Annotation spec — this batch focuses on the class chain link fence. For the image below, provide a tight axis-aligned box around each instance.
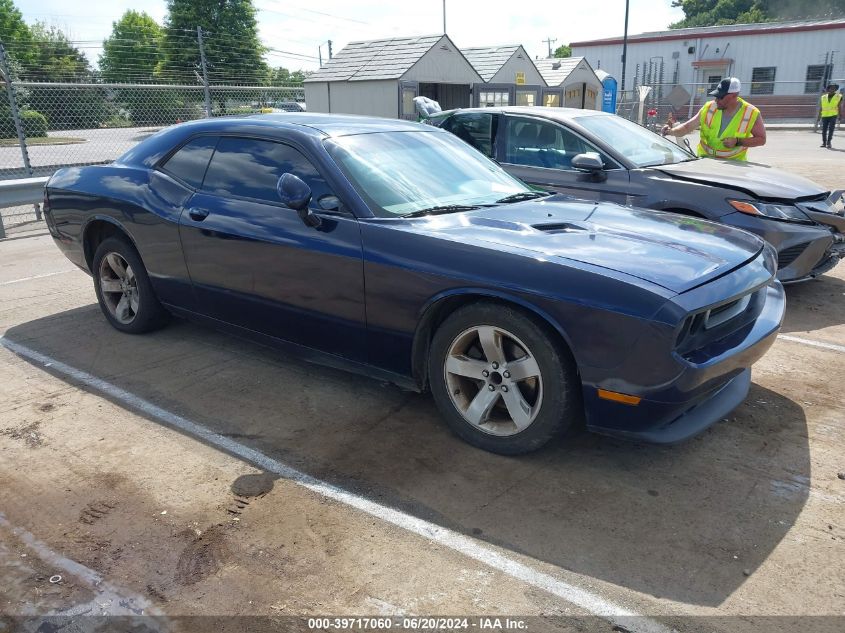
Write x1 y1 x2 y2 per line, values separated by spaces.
0 81 305 236
0 26 307 237
615 79 845 131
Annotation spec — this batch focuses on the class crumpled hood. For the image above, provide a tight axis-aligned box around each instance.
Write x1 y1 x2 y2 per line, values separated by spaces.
655 158 827 200
405 197 765 293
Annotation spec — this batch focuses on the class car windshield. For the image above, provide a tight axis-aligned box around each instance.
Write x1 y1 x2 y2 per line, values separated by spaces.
325 130 530 217
574 114 696 168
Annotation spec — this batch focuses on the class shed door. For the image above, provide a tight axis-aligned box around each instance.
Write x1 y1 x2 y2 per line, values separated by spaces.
541 89 563 107
399 81 419 120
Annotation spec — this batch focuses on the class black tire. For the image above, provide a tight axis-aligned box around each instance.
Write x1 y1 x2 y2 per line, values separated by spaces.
92 236 169 334
428 302 581 455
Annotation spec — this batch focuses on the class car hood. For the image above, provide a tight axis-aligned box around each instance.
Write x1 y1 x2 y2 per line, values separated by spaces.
655 158 827 200
404 197 765 294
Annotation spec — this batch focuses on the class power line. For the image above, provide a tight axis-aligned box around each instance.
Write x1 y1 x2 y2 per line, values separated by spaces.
256 2 369 26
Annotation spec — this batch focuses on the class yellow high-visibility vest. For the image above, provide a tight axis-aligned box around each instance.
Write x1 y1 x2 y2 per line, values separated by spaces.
697 98 760 161
820 93 842 118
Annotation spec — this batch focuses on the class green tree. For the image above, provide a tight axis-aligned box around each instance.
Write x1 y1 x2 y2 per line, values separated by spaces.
670 0 845 28
25 23 111 130
0 0 36 68
553 44 572 58
159 0 268 85
266 66 307 86
100 10 163 83
27 22 90 81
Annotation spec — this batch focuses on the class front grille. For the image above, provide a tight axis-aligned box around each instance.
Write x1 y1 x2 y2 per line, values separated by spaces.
676 287 766 361
778 243 809 269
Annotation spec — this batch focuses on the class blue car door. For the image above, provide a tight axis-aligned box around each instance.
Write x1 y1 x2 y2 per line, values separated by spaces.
177 136 366 362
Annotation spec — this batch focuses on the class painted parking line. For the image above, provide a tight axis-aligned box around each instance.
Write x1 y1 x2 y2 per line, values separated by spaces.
778 334 845 354
0 511 159 618
0 336 673 633
0 270 76 286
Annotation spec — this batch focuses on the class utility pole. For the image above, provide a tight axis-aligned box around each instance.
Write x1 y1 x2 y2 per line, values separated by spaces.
543 37 557 58
621 0 630 91
443 0 446 34
328 40 333 59
196 26 212 118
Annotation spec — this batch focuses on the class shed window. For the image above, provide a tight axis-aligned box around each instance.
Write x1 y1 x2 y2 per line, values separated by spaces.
479 91 509 107
750 67 776 95
515 90 536 106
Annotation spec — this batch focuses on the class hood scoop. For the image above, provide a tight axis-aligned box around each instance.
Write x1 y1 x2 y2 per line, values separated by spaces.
532 222 589 234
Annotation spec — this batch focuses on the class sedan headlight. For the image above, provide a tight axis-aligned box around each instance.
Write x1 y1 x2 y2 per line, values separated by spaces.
728 199 812 223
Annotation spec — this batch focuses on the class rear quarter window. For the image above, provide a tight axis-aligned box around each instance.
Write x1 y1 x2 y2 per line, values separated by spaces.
160 136 218 188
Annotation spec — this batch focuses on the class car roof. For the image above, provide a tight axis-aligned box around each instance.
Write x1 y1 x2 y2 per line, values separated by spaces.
169 113 430 139
436 106 611 122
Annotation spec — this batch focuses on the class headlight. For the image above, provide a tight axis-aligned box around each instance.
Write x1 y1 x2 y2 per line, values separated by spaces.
728 200 812 223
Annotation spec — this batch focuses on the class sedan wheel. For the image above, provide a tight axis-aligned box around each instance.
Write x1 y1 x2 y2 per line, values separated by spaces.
429 302 580 454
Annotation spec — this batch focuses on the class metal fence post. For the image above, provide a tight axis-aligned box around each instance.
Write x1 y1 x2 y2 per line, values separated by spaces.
197 27 212 118
1 41 41 236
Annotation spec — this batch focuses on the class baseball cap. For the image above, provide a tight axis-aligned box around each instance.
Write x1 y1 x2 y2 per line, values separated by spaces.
709 77 741 98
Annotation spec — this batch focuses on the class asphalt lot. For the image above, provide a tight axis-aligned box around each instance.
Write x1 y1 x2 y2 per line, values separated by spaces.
1 129 844 633
0 127 161 178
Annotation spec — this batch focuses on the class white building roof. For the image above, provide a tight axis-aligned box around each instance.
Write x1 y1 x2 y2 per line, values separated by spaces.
571 18 845 47
305 35 445 82
461 45 521 82
534 57 595 86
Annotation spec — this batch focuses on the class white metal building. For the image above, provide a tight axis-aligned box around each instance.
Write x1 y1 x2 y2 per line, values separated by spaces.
571 19 845 117
304 35 482 120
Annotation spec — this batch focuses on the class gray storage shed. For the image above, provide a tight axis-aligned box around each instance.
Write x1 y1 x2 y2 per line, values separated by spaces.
534 57 603 109
461 45 554 107
304 34 482 119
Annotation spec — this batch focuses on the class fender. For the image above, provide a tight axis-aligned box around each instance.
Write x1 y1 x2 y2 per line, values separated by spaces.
81 214 140 272
410 286 581 390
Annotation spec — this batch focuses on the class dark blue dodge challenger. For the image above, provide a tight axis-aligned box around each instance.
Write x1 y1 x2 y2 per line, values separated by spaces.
44 114 785 454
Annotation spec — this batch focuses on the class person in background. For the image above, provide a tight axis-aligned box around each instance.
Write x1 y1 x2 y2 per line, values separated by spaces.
817 84 843 149
661 77 766 161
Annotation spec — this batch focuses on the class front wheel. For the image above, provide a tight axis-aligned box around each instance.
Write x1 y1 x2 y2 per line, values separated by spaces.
92 236 169 334
428 303 581 455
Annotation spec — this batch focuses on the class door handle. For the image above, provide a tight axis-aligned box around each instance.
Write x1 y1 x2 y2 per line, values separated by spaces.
188 207 210 221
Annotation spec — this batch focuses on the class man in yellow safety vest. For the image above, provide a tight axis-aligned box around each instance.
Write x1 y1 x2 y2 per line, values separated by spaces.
661 77 766 161
817 84 843 149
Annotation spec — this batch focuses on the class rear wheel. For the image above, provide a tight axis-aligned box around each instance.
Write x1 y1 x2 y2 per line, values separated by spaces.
428 302 580 454
92 236 168 334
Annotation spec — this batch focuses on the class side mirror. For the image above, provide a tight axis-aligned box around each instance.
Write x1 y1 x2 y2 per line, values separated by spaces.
571 152 604 172
571 152 606 181
277 173 321 228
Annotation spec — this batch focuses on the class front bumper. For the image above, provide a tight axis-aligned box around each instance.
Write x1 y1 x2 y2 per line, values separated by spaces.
583 281 784 444
719 211 842 283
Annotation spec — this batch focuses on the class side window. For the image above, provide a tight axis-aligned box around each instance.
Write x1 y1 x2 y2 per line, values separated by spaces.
160 136 218 188
505 118 609 170
444 113 495 158
202 137 333 205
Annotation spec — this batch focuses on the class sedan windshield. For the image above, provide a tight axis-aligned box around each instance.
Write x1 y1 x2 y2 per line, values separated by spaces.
574 114 695 168
325 130 530 217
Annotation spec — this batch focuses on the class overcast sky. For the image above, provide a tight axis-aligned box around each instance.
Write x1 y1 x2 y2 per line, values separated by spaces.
19 0 684 71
